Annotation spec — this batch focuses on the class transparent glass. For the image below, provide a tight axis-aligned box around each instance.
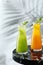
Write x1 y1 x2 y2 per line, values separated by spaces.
31 23 42 51
16 25 28 54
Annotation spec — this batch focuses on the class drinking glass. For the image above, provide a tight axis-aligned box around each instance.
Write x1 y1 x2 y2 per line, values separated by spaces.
16 25 28 54
31 23 42 51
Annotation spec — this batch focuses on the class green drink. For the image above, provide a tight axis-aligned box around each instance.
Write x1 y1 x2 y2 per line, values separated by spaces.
16 25 28 54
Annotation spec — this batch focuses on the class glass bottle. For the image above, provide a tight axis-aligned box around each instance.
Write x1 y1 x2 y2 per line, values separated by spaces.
16 25 28 54
31 23 42 51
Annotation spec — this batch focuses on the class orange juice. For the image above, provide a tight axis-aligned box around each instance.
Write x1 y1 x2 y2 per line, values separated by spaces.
31 23 42 51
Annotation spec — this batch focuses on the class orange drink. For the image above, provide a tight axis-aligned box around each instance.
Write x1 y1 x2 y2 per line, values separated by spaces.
31 23 42 51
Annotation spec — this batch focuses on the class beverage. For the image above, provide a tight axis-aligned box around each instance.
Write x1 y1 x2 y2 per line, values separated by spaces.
16 25 28 54
31 23 42 51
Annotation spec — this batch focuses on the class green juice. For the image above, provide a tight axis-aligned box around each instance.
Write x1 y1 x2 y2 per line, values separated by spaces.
16 25 28 53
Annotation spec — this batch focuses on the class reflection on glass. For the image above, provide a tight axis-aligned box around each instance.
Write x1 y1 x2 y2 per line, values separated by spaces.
31 51 42 60
16 25 28 54
31 23 42 51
